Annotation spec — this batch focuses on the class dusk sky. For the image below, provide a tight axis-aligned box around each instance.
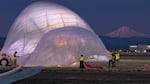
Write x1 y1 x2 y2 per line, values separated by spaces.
0 0 150 37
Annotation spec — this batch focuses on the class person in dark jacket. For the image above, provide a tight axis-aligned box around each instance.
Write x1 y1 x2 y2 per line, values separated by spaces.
108 52 116 67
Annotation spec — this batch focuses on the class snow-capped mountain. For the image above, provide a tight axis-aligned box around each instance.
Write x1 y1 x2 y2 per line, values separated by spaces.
104 26 150 38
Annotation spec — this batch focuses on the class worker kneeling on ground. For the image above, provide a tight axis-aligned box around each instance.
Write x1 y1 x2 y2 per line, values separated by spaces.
108 51 120 67
108 53 116 67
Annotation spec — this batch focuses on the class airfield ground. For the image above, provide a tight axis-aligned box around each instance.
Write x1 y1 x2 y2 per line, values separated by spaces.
12 55 150 84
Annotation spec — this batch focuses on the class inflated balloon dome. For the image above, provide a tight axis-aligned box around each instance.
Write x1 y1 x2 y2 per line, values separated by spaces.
2 2 110 67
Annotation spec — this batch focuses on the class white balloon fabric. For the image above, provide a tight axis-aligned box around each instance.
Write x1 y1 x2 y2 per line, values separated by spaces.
1 1 111 67
24 27 111 67
2 1 91 57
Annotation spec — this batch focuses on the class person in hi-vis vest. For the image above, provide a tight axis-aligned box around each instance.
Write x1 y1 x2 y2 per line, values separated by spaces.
80 54 84 69
13 51 17 65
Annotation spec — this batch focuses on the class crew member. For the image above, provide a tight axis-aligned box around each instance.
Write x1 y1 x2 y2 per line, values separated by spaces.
108 52 116 67
80 54 84 69
13 51 17 65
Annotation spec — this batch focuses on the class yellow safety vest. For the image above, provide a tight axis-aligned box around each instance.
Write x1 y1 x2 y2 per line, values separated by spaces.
80 56 84 61
115 53 120 60
13 54 17 59
14 57 16 59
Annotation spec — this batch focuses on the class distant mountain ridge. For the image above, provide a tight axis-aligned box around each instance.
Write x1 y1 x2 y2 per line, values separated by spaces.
0 36 149 50
100 36 150 50
104 26 150 38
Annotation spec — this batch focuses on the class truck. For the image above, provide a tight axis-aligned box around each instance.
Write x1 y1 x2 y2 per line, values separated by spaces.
0 53 14 66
